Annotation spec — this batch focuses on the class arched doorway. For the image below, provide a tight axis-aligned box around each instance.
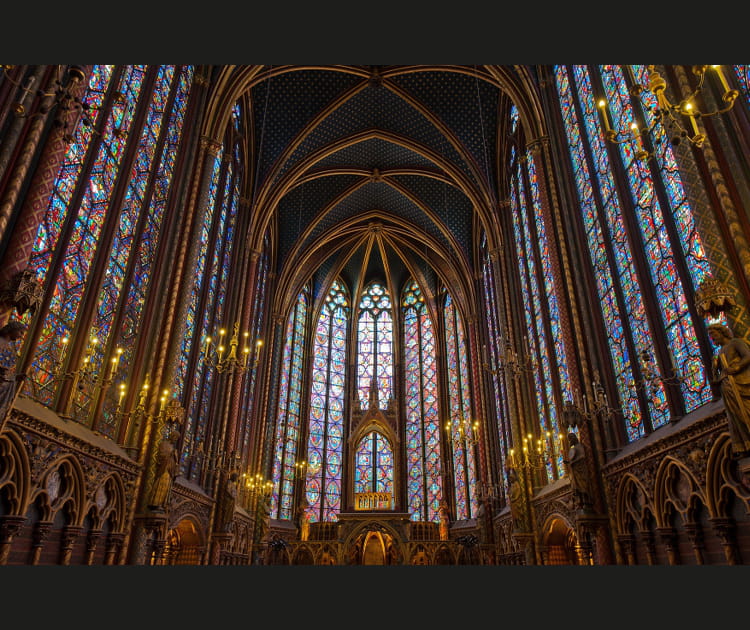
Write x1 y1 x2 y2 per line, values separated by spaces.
165 517 204 565
542 517 579 565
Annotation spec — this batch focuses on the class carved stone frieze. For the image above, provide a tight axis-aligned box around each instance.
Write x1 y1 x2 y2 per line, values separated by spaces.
10 410 141 477
602 410 726 509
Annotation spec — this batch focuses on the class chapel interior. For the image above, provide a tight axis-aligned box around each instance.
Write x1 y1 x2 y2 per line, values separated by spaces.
0 64 749 566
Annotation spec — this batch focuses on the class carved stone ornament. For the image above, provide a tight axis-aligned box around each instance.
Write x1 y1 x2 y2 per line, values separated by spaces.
0 269 44 317
694 277 737 319
45 469 61 503
95 484 108 510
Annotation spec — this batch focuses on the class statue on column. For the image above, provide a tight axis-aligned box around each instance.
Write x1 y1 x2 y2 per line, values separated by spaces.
438 500 450 541
563 432 593 510
506 467 529 532
218 469 239 533
148 429 179 512
295 495 310 541
0 320 26 428
256 493 271 543
708 323 750 457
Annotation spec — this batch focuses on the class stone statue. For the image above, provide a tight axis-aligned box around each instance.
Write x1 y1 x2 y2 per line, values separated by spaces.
475 499 488 543
218 470 239 533
148 430 179 512
0 320 26 426
563 432 593 509
438 500 450 541
708 323 750 457
295 496 310 541
506 466 528 532
256 493 271 543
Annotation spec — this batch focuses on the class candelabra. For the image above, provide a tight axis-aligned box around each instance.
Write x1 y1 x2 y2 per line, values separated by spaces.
562 371 620 430
508 430 562 473
202 322 262 374
637 348 694 398
482 336 535 378
244 472 273 511
597 65 739 160
477 480 503 507
445 415 480 446
2 65 93 141
55 328 126 420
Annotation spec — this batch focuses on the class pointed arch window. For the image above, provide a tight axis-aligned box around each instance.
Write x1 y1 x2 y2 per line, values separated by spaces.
443 292 478 520
23 65 194 439
179 101 242 475
270 288 309 520
479 234 511 484
507 105 567 481
354 430 394 501
553 65 713 441
402 279 442 521
304 279 349 523
356 282 393 409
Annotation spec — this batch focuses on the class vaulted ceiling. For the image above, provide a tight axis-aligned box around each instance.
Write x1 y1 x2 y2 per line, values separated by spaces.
205 65 545 320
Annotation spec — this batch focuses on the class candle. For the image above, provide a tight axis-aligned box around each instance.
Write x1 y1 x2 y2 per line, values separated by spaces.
684 102 700 138
116 383 126 411
631 123 644 152
712 65 730 94
59 336 69 365
598 99 611 132
109 347 123 377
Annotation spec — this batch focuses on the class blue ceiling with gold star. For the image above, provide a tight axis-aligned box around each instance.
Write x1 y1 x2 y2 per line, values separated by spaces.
240 64 518 310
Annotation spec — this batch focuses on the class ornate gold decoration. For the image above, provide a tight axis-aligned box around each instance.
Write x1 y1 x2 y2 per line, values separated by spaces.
694 276 736 319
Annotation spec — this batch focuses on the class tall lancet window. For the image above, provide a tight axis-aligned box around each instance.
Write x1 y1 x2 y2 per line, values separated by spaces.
305 279 349 523
180 101 241 475
443 292 478 520
402 280 443 522
354 431 394 502
507 103 568 481
356 282 393 409
480 233 511 486
23 65 193 439
270 288 309 520
554 65 713 442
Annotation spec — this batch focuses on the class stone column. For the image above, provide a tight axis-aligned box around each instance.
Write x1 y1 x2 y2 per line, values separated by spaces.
59 525 83 565
0 515 26 564
29 521 52 565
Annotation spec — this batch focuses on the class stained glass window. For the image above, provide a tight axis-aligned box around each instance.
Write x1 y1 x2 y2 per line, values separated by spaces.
270 288 308 520
553 64 713 442
179 102 242 475
732 65 749 105
480 234 511 489
354 431 394 500
402 279 442 522
304 279 349 523
507 107 566 480
23 65 194 440
356 282 393 409
443 292 478 520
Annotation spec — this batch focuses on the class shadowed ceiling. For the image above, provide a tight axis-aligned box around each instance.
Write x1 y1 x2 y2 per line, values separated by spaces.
212 65 539 319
